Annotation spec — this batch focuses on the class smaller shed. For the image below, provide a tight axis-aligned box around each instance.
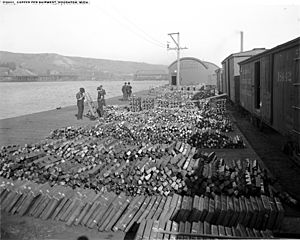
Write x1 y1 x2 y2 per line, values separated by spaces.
221 48 266 103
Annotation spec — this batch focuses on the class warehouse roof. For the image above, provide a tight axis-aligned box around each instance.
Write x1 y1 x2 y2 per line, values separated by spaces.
168 57 219 70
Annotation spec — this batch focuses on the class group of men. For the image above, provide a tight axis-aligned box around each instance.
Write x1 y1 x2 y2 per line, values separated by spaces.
122 82 132 101
75 85 106 120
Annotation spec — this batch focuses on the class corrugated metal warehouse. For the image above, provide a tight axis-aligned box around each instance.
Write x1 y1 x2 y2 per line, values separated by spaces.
239 37 300 145
168 57 219 86
220 48 266 103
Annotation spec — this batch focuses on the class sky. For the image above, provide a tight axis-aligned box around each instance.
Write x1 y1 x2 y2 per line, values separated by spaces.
0 0 299 66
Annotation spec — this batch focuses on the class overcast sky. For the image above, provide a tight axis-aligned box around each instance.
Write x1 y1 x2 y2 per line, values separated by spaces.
0 0 299 66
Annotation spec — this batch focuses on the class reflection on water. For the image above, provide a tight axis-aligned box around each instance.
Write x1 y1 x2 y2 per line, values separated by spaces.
0 80 168 119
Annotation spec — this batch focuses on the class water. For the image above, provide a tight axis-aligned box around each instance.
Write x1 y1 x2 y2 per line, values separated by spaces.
0 80 168 120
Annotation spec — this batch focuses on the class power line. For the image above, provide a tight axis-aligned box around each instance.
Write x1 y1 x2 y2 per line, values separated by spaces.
98 4 165 49
108 2 166 47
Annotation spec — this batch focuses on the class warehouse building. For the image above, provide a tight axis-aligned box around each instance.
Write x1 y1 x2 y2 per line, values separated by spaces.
221 48 266 103
168 57 219 86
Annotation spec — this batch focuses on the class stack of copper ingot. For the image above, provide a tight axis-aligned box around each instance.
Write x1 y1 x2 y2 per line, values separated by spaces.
141 98 155 111
0 89 289 238
129 96 142 112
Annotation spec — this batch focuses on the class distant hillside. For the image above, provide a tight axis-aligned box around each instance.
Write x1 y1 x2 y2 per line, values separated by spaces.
0 51 168 81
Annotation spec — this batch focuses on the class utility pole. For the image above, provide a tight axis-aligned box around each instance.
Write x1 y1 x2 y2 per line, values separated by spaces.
167 32 188 86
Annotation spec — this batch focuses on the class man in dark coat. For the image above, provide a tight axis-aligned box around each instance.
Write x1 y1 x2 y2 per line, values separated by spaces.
97 85 106 117
76 88 85 120
127 82 132 99
122 82 127 100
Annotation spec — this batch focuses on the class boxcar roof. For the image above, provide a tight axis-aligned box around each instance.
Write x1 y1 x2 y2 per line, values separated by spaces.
221 48 266 64
238 36 300 65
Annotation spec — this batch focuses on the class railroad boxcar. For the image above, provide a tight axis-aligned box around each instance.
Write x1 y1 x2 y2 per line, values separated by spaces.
221 49 266 103
239 37 300 149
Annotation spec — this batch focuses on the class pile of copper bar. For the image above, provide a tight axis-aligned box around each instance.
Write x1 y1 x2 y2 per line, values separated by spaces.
0 89 287 237
135 220 274 240
1 177 283 236
0 141 265 196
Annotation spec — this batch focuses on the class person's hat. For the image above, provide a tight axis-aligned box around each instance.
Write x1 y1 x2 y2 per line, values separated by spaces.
97 87 100 90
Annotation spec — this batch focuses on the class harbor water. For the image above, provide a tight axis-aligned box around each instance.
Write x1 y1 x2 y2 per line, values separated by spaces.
0 80 168 120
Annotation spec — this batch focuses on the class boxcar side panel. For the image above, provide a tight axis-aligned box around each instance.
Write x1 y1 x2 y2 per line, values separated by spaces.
216 70 220 93
233 56 253 104
272 46 299 137
294 57 300 144
220 70 224 93
234 76 240 104
222 62 227 95
240 63 254 113
260 55 272 124
229 58 235 102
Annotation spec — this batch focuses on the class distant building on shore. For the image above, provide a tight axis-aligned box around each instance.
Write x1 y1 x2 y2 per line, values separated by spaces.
0 74 78 82
168 57 219 86
134 70 169 81
0 67 10 76
0 68 39 82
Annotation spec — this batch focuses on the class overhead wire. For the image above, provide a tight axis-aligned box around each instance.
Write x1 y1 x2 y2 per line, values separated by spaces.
98 3 166 49
107 2 166 48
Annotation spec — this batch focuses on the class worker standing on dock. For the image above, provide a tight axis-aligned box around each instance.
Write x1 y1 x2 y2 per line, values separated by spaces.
76 87 85 120
97 85 106 117
122 82 127 100
127 82 132 99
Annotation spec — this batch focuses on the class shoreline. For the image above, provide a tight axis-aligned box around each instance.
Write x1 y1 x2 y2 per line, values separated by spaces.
0 89 149 146
0 79 165 83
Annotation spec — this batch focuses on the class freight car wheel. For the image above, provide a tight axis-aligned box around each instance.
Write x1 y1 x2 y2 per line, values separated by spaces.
258 119 264 132
250 115 256 127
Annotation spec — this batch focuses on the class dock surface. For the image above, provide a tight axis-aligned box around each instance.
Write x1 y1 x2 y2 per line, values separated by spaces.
0 91 147 146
